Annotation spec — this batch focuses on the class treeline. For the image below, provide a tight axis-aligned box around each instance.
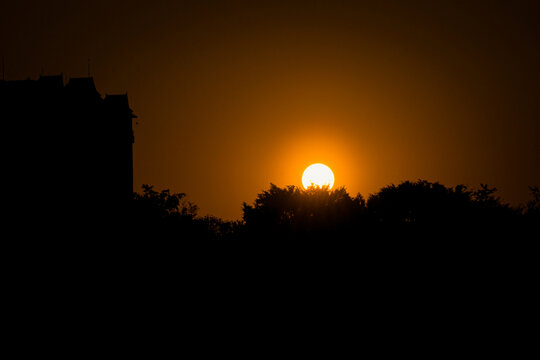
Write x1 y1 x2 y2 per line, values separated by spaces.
127 180 539 241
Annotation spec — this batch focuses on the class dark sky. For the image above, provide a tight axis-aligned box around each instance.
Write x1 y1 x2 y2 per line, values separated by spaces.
3 0 539 219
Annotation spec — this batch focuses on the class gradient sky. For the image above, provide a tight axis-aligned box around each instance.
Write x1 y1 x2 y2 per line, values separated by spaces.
3 0 539 219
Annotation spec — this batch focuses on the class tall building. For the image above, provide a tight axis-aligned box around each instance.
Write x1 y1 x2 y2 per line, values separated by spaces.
0 75 136 228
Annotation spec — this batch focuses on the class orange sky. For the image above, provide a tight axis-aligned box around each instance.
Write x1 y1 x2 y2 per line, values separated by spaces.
3 1 539 219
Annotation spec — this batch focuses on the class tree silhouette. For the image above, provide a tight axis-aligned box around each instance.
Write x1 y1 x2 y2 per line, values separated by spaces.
129 185 241 240
366 180 524 239
129 184 199 239
124 181 534 242
132 184 197 220
242 184 365 239
366 180 471 227
524 186 540 223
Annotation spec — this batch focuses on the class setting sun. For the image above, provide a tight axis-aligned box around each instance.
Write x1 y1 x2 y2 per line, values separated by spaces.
302 163 335 189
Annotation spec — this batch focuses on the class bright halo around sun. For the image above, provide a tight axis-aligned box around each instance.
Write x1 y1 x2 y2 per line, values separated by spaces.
302 163 335 189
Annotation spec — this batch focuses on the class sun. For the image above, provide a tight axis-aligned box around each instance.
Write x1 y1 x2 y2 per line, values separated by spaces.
302 163 335 189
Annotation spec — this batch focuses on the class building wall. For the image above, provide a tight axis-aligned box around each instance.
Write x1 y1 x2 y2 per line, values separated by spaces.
0 76 136 227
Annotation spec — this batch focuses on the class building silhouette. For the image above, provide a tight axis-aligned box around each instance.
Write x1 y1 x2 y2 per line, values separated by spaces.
0 75 136 229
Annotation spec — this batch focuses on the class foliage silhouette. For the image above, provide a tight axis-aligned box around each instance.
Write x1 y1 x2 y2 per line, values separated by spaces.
127 180 536 242
132 184 197 221
129 184 239 240
525 186 540 218
366 180 521 234
242 183 365 239
367 180 470 227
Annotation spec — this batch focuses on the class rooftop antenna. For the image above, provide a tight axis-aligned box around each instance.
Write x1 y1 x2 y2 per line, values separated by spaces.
87 57 91 77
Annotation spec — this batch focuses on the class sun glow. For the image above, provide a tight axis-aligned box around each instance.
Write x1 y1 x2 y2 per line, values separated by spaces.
302 163 335 189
